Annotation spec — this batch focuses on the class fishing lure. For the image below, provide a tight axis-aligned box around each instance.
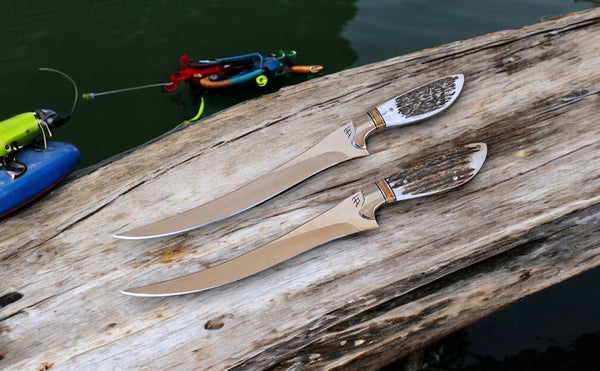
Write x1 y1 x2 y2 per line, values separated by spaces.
80 50 322 124
0 68 78 179
165 50 323 92
81 50 323 97
174 97 205 129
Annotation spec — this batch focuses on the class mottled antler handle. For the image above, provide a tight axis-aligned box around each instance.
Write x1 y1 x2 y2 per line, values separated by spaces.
373 74 464 128
351 75 465 149
381 142 487 202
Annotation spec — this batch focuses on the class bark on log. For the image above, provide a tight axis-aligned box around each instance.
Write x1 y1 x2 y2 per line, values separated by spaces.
1 8 600 370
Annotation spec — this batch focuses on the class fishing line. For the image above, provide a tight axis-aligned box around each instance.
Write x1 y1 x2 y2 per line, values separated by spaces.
38 67 79 114
82 82 171 100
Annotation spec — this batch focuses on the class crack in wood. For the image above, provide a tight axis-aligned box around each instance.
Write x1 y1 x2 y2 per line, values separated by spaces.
230 202 600 369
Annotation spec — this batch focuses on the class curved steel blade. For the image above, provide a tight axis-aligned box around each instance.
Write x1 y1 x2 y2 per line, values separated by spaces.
121 142 486 297
121 188 384 297
115 75 464 240
114 124 369 239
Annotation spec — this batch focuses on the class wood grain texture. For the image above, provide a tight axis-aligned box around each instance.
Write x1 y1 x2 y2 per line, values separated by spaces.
1 8 600 370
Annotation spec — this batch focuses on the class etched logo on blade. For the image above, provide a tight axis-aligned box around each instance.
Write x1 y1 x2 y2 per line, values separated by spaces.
351 192 365 208
343 124 354 139
395 76 458 117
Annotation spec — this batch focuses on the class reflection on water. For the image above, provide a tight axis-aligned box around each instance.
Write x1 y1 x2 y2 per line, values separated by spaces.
386 331 600 370
343 0 594 67
409 268 600 370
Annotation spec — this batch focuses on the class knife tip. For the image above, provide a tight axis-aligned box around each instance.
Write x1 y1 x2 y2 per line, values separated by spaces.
113 227 191 240
120 288 140 297
112 231 155 240
120 288 156 297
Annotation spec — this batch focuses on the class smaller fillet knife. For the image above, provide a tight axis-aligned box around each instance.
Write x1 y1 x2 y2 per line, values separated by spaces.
115 74 465 240
122 142 486 297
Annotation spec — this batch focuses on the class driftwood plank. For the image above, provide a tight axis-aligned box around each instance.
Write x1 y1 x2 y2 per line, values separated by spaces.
1 7 600 370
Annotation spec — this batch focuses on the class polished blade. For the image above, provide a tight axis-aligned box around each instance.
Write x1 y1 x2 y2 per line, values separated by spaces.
121 188 384 296
115 75 464 240
114 124 369 239
122 143 486 297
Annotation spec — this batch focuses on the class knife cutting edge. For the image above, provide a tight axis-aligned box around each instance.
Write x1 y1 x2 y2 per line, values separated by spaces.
114 74 465 240
121 142 486 297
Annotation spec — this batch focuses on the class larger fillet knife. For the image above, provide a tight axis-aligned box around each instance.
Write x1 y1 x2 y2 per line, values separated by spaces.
115 74 465 240
122 142 487 297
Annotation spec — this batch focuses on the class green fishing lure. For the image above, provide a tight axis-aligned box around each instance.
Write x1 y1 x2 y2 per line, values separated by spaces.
0 68 77 178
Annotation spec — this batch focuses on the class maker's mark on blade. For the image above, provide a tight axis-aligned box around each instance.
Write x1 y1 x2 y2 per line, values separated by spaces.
387 143 487 199
396 75 462 117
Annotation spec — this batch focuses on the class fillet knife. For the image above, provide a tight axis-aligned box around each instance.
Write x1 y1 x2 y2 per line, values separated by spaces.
121 142 486 297
115 74 465 240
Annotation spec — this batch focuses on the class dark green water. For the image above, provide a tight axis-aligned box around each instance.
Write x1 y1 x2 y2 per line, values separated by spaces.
1 0 598 368
2 0 595 166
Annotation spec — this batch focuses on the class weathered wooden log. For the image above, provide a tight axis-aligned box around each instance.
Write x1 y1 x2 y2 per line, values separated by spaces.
1 7 599 370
